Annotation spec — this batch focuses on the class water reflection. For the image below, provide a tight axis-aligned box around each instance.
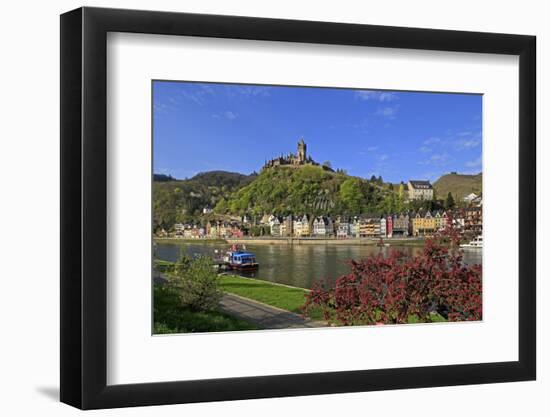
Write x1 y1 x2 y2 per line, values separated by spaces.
155 242 482 289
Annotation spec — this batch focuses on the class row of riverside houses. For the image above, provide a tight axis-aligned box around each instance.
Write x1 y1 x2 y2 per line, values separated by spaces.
172 220 246 239
169 198 482 239
262 201 482 239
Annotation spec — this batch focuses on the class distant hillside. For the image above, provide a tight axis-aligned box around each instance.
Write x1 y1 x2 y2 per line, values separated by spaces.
153 170 256 230
153 173 176 182
189 170 257 189
433 172 482 201
153 166 460 231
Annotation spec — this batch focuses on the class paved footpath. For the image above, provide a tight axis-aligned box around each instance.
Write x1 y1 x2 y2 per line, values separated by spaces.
219 293 328 329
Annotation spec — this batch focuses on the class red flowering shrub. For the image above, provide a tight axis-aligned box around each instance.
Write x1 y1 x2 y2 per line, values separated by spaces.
302 228 482 325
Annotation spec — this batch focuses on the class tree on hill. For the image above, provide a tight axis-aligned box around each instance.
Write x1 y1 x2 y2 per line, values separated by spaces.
213 165 395 217
445 192 456 209
152 171 255 231
339 178 366 214
153 173 176 182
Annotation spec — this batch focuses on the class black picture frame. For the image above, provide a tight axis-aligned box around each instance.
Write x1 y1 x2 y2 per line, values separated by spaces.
60 6 536 410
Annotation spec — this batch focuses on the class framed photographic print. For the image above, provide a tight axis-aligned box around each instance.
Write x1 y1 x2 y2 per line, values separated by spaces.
60 6 536 410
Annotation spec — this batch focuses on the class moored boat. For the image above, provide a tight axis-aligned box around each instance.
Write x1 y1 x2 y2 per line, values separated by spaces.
222 244 259 270
226 251 259 270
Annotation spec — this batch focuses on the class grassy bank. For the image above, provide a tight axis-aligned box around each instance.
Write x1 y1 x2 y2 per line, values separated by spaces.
153 285 258 334
219 275 322 320
154 259 175 273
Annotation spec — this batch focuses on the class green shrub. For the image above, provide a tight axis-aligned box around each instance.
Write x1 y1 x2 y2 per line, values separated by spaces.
153 284 257 333
168 255 222 312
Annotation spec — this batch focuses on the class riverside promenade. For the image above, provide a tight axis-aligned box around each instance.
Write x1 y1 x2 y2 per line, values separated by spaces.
219 293 327 329
155 236 425 246
226 236 424 246
226 237 377 245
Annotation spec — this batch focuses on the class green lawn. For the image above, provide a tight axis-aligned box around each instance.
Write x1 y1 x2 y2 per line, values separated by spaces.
219 275 323 320
153 259 175 273
154 309 259 334
153 285 258 333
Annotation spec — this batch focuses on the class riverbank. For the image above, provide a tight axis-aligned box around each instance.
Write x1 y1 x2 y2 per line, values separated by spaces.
154 259 323 327
155 236 427 247
219 293 326 329
153 285 259 334
218 274 322 320
226 237 427 246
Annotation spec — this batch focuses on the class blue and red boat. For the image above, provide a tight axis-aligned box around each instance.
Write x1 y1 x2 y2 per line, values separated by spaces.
223 244 259 270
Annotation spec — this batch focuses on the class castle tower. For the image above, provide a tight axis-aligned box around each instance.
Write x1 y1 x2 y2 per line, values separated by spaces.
297 138 307 163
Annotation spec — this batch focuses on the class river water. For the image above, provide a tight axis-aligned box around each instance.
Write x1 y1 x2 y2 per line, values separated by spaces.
155 241 482 289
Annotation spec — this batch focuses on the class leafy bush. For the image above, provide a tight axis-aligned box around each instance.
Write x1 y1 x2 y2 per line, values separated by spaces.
302 228 482 325
168 255 223 312
153 259 176 273
153 284 257 333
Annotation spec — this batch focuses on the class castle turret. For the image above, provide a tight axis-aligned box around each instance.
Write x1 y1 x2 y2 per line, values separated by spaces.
297 138 306 163
263 138 317 170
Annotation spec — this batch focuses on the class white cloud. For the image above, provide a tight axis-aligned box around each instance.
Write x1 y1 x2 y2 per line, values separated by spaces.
355 90 398 102
454 131 482 150
153 101 178 115
374 106 398 119
419 153 450 166
211 110 238 120
224 111 237 120
366 146 379 151
430 153 448 162
227 85 272 98
455 138 481 150
465 157 482 168
419 146 432 153
423 137 441 145
422 130 482 151
179 84 216 105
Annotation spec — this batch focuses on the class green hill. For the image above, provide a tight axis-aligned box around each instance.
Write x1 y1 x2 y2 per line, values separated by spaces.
188 170 257 189
153 171 256 230
433 172 482 202
153 166 459 232
215 165 401 217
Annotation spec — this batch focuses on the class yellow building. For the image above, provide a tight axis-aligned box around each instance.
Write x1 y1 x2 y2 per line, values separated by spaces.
412 211 437 236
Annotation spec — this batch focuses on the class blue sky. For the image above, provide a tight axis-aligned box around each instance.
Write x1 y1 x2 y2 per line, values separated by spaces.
153 81 482 183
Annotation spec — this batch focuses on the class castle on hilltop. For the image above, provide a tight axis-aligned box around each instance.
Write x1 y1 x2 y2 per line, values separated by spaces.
263 138 331 171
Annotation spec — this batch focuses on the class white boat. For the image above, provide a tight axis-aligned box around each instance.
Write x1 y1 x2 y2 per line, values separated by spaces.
460 235 483 248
